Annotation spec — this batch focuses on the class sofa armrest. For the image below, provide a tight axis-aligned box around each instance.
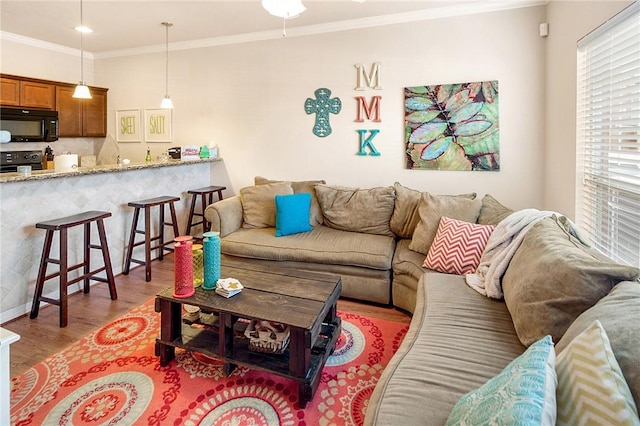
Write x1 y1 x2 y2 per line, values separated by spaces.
204 195 243 237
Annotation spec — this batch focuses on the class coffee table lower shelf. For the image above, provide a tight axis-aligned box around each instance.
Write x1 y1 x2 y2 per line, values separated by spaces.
154 315 341 407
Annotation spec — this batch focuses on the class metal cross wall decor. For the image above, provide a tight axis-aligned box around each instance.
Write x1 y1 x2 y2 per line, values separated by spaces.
304 88 342 137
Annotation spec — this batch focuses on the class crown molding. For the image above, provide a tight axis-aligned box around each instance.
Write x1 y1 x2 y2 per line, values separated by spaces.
2 0 546 60
0 31 95 60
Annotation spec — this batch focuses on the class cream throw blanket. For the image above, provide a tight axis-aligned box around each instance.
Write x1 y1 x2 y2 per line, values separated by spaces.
465 209 557 299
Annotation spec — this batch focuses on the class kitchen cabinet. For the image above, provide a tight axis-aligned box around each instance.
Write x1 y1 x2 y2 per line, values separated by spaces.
0 77 55 109
0 78 20 106
21 81 55 109
0 74 108 138
56 85 108 137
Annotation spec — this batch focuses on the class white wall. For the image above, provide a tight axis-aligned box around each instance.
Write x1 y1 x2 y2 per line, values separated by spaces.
544 0 633 217
97 5 547 211
5 2 629 214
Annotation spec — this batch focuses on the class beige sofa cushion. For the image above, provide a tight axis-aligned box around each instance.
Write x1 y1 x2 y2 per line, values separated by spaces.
408 192 482 255
366 273 525 425
315 184 395 237
255 176 325 226
240 182 293 228
477 194 513 225
503 216 640 347
389 182 424 239
392 239 428 281
221 225 395 270
390 182 477 238
555 281 640 409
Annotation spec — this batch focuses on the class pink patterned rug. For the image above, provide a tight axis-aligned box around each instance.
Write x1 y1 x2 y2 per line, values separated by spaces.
11 298 408 425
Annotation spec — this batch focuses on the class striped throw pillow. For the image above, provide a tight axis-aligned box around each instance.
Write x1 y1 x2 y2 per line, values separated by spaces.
423 216 494 275
556 320 640 426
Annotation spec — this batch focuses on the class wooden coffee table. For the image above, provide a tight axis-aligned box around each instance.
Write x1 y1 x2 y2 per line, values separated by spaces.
154 262 342 407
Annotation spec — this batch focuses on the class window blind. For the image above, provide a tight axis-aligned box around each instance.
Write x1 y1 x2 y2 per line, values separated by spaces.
576 2 640 267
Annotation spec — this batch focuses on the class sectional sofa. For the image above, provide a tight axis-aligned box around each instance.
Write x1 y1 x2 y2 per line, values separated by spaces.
204 177 640 424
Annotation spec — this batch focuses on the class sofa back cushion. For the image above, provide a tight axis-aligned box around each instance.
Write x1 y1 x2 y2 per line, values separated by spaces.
390 182 424 238
390 182 477 238
315 184 395 237
502 216 640 347
255 176 325 226
240 182 293 228
477 194 513 225
408 192 482 255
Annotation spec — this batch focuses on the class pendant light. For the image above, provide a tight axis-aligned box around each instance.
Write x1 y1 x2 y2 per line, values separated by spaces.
160 22 174 109
72 0 92 99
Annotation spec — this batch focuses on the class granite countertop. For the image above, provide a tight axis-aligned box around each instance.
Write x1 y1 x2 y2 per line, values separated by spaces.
0 157 222 183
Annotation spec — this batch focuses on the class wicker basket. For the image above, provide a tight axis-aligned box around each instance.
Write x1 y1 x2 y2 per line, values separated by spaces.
244 320 290 354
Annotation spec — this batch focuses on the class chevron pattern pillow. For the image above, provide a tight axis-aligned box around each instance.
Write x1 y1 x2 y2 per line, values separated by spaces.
423 216 495 275
556 320 640 426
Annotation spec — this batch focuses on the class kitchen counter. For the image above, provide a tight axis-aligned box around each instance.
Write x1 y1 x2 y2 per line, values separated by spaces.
0 157 230 324
0 157 222 183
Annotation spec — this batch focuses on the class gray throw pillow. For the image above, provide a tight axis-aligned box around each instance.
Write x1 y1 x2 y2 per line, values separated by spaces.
240 181 293 228
314 184 395 237
502 216 640 347
408 192 482 255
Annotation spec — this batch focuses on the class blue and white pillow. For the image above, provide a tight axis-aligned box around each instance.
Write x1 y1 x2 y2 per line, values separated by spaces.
446 335 557 426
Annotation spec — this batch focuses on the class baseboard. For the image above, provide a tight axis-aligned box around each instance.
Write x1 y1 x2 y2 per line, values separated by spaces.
0 282 86 325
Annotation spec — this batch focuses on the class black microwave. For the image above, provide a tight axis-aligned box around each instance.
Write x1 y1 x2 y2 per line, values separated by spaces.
0 107 59 142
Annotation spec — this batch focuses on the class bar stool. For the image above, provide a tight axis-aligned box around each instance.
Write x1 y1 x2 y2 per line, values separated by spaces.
123 195 180 282
30 211 117 328
185 185 226 235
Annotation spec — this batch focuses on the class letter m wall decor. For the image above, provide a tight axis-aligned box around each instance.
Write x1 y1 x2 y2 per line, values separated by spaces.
404 81 499 171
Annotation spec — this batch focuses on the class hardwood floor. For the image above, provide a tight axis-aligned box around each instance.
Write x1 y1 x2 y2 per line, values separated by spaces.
4 254 411 378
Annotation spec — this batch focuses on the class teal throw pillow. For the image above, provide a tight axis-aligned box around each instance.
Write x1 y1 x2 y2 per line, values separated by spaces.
445 335 557 426
275 193 313 237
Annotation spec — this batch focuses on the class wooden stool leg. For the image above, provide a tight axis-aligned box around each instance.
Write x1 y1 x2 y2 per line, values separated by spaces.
200 193 209 233
169 202 180 240
144 206 152 282
59 228 69 328
30 230 54 319
158 205 165 261
83 222 91 294
186 194 197 235
123 207 140 275
96 219 118 300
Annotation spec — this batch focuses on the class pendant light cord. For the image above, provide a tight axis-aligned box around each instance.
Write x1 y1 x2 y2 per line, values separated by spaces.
163 22 172 97
80 0 84 83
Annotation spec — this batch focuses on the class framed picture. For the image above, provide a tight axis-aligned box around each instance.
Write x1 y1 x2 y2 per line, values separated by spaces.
144 109 172 142
115 109 141 142
404 81 500 171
